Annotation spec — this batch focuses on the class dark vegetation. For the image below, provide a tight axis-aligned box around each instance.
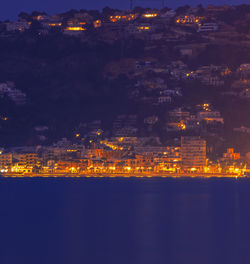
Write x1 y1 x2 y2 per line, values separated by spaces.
0 34 145 145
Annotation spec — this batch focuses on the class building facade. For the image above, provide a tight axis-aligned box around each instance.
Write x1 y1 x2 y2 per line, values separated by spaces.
181 136 206 172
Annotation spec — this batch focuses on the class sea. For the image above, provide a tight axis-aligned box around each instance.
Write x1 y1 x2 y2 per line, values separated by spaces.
0 177 250 264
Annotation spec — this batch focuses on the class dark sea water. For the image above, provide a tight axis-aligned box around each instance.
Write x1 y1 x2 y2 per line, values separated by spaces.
1 178 250 264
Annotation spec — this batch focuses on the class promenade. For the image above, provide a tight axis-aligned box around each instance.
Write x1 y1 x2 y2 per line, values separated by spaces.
1 172 245 178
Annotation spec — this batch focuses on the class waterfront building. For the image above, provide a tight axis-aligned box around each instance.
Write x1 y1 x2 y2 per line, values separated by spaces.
223 148 241 160
181 136 206 172
0 153 13 169
14 153 40 167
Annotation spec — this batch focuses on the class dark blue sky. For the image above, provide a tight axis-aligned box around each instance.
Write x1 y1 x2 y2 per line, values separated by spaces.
0 0 248 21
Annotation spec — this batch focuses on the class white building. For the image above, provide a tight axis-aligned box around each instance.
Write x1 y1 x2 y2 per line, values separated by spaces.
0 82 26 105
158 96 172 104
197 111 224 123
234 126 250 133
197 23 218 32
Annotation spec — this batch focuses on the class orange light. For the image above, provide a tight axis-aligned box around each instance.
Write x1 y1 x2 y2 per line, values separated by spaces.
143 13 158 18
65 27 86 31
49 23 62 27
93 20 101 28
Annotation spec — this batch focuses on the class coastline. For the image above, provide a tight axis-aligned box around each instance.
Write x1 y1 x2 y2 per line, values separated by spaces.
0 172 245 178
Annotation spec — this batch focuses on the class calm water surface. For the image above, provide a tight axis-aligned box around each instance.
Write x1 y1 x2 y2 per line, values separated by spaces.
0 178 250 264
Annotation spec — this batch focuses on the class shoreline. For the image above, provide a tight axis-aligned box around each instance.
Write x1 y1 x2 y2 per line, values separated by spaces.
0 172 246 178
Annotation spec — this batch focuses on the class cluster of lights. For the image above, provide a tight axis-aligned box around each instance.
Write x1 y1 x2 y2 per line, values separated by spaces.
110 14 136 23
100 140 124 151
186 71 195 77
0 115 8 121
177 120 186 130
221 68 232 76
68 21 86 26
35 15 43 20
0 161 246 176
65 27 86 31
203 103 211 111
176 16 201 24
49 22 62 27
93 20 102 28
142 13 158 18
137 26 150 32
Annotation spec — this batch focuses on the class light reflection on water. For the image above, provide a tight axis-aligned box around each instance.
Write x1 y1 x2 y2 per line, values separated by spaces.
0 178 249 264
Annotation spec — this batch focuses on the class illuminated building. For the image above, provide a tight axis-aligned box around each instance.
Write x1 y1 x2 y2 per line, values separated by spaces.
65 27 86 31
223 149 241 160
142 13 158 18
48 22 62 27
176 15 201 24
196 110 224 124
137 25 151 32
32 14 51 21
93 20 102 28
11 166 33 174
63 26 87 36
166 121 186 131
14 153 39 167
67 20 86 26
109 14 137 23
181 137 206 172
0 153 12 169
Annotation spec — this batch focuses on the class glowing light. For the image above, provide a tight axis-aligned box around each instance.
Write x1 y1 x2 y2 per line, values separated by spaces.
93 20 102 28
110 14 136 22
65 27 86 31
49 23 62 27
137 26 151 32
143 13 158 18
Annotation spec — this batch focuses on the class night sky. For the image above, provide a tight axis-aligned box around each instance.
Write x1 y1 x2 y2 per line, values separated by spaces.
1 0 249 21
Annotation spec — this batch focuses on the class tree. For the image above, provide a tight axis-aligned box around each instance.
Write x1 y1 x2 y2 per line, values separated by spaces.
88 10 101 20
102 7 118 17
29 20 42 31
196 4 205 16
31 11 47 17
133 6 146 14
60 9 78 20
18 12 31 21
161 7 171 13
175 5 190 15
